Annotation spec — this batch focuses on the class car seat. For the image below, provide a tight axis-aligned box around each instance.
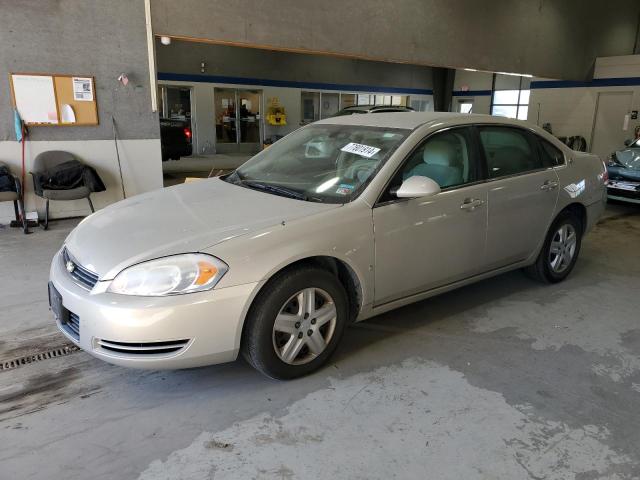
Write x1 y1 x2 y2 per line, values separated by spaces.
405 139 463 188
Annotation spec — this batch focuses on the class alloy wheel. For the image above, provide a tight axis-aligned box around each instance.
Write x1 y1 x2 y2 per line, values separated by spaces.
548 224 577 274
272 288 337 365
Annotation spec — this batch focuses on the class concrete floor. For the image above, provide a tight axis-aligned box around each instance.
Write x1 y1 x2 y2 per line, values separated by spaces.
1 202 639 479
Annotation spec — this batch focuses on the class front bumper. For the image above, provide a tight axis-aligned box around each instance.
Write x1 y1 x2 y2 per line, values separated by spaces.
49 249 259 369
607 180 640 204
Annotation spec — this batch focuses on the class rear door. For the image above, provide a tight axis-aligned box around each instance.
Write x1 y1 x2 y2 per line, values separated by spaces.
477 126 560 269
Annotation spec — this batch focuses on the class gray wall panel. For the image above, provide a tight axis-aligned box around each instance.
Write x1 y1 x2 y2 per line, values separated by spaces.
151 0 640 81
156 41 434 90
0 0 159 141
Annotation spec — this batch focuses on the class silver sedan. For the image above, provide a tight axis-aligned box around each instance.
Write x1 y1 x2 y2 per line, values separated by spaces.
49 113 607 379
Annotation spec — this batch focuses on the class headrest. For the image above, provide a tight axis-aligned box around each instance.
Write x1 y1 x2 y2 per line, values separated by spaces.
423 140 454 166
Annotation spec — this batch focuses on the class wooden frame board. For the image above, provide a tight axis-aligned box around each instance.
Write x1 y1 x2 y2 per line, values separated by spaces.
9 73 99 126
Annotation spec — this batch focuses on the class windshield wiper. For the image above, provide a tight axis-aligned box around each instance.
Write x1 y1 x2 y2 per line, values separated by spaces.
242 180 310 201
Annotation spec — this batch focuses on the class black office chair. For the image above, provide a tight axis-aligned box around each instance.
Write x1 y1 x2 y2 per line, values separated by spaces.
0 161 28 234
31 151 96 230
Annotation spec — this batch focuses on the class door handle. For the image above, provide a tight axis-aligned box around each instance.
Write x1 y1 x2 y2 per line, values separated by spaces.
540 180 559 191
460 198 485 211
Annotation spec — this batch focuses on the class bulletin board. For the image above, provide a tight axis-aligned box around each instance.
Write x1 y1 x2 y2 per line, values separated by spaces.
9 73 99 126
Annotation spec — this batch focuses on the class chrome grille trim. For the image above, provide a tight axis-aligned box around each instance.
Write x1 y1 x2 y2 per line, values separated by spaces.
60 312 80 342
96 339 190 356
62 248 99 290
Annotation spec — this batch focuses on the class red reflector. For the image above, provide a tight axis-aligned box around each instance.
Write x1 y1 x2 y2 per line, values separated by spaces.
184 128 192 139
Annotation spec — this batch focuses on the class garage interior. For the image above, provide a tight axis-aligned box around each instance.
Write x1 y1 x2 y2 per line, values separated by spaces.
2 1 640 479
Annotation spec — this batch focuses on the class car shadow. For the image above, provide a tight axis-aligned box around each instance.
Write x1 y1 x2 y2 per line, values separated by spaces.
331 269 538 367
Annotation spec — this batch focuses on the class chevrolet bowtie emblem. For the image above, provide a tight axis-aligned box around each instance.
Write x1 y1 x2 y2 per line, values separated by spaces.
66 261 75 273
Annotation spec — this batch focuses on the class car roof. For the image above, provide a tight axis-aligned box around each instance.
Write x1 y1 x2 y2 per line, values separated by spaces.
315 111 535 131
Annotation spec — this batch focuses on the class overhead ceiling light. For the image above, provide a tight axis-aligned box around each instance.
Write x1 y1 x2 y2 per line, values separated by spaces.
496 71 533 78
160 36 171 46
463 67 532 78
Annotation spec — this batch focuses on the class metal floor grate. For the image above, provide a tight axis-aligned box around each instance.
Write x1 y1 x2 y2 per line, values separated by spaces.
0 344 80 372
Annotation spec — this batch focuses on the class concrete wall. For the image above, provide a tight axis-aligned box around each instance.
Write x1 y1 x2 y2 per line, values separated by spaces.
156 41 434 92
0 0 162 224
528 55 640 153
157 41 434 153
151 0 640 81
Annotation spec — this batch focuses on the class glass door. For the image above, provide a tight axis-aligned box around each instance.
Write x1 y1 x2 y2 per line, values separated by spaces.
215 88 237 147
238 89 262 148
215 88 262 153
321 92 340 118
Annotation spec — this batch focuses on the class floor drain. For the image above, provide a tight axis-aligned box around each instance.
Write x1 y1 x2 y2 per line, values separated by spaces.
0 344 81 372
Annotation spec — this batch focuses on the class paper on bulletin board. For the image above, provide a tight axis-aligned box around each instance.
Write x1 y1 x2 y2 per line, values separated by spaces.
73 77 94 101
11 74 59 124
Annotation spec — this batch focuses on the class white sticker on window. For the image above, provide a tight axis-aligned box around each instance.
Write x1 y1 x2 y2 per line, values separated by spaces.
340 142 381 158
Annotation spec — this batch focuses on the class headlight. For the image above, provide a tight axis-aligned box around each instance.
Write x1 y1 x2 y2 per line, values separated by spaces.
107 254 228 296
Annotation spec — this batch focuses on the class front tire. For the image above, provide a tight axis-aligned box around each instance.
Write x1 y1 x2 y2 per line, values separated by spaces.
525 211 582 283
241 266 348 379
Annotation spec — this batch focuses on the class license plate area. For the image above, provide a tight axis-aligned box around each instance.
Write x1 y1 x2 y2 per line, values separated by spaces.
48 282 69 323
608 180 640 191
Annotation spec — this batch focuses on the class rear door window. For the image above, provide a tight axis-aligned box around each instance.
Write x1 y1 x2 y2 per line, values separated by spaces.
478 127 542 178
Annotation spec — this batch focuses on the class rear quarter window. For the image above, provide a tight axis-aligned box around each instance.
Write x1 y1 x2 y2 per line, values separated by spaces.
538 138 565 167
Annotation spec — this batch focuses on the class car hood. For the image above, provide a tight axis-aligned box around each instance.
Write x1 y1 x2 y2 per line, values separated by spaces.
614 148 640 170
64 178 338 280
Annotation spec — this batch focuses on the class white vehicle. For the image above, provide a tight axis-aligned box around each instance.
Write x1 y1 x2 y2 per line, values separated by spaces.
49 113 607 379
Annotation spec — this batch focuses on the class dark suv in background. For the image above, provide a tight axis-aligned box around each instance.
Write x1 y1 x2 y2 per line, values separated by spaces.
160 118 193 161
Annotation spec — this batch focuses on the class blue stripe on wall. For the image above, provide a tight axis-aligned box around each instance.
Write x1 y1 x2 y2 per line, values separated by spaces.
531 77 640 89
452 90 492 97
157 72 433 95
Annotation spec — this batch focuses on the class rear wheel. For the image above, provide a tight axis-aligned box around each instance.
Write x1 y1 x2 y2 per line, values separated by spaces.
241 266 348 379
525 211 582 283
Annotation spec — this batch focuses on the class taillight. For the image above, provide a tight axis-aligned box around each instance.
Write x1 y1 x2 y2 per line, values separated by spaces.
600 160 609 184
184 128 192 140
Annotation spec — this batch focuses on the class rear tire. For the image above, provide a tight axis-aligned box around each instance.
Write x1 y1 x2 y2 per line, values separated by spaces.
525 211 582 283
241 266 348 380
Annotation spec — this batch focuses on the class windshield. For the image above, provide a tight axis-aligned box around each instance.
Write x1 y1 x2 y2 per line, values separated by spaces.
225 124 409 203
615 147 640 170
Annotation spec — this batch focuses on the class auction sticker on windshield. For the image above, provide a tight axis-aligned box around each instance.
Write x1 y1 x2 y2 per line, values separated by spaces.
341 142 381 158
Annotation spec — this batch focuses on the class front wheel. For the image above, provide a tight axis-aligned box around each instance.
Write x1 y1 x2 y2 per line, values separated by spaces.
525 211 582 283
241 266 348 379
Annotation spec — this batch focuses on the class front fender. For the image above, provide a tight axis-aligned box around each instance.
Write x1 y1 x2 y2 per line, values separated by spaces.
205 201 375 311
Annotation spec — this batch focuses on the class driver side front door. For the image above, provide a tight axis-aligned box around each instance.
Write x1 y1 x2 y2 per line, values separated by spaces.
372 127 488 306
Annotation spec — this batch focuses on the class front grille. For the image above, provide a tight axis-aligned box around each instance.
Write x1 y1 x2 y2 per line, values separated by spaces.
63 248 99 290
96 339 190 356
60 312 80 342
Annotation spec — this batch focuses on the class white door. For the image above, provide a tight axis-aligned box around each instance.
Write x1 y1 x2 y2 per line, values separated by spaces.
373 127 488 305
590 91 633 160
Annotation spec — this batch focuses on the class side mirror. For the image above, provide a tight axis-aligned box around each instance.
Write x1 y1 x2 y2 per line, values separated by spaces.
395 175 441 199
624 139 632 147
